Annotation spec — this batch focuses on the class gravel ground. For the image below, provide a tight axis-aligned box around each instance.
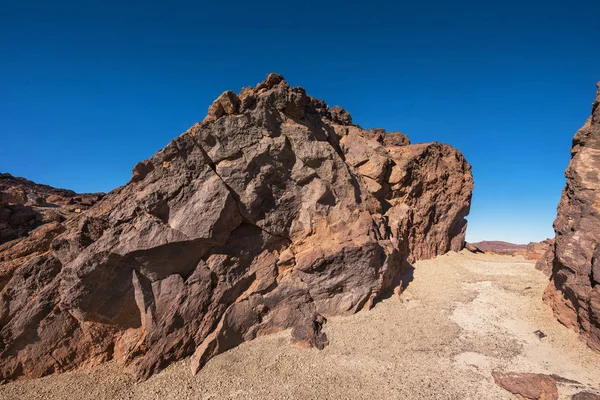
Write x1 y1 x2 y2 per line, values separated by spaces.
1 251 599 399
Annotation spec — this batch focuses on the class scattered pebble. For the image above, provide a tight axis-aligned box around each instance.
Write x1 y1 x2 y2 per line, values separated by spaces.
534 330 547 339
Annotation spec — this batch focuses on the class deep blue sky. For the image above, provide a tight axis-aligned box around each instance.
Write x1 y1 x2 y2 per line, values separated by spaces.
1 1 599 243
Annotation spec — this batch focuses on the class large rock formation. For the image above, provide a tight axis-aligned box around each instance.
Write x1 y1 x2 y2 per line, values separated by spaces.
544 82 600 352
0 74 473 382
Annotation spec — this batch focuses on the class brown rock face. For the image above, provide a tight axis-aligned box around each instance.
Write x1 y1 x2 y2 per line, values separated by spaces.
525 239 554 261
544 82 600 352
0 74 473 382
536 243 556 276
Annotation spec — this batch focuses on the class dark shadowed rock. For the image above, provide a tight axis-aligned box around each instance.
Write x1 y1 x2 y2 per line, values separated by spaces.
544 82 600 352
465 242 484 254
0 74 473 382
290 313 328 350
573 392 600 400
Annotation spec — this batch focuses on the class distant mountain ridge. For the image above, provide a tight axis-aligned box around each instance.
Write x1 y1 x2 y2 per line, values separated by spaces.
468 239 553 261
470 240 528 253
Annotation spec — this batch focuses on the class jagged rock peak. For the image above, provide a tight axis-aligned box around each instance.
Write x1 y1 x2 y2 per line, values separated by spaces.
202 73 354 127
592 81 600 123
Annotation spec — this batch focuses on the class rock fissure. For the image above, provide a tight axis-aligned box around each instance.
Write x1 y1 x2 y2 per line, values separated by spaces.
189 132 292 243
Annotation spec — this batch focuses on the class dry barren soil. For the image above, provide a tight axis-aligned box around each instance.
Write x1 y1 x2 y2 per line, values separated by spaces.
1 251 599 399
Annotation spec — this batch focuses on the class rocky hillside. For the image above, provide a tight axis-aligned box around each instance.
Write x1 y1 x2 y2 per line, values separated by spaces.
544 82 600 352
0 173 103 244
469 241 528 255
0 174 103 288
0 74 473 382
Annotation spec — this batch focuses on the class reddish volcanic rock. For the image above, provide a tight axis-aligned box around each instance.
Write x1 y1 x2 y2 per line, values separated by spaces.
544 82 600 353
0 74 473 382
526 239 554 261
0 173 103 245
492 371 558 400
0 175 104 291
536 244 556 276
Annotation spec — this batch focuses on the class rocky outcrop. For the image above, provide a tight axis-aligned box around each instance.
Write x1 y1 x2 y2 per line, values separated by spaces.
0 174 103 289
492 371 558 400
526 239 554 261
544 82 600 352
0 73 473 382
0 173 103 245
465 242 484 254
536 243 556 276
492 371 600 400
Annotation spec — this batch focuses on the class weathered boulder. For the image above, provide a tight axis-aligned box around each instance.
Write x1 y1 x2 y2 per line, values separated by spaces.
544 82 600 352
492 371 558 400
465 242 484 254
0 74 473 382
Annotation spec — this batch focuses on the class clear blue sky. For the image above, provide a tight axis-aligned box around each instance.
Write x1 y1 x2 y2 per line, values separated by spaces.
1 1 599 243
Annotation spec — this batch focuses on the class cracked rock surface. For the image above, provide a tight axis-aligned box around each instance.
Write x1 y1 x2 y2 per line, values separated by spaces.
544 82 600 353
0 73 473 382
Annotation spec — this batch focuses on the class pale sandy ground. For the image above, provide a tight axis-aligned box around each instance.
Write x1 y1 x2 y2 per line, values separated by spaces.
1 251 599 400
